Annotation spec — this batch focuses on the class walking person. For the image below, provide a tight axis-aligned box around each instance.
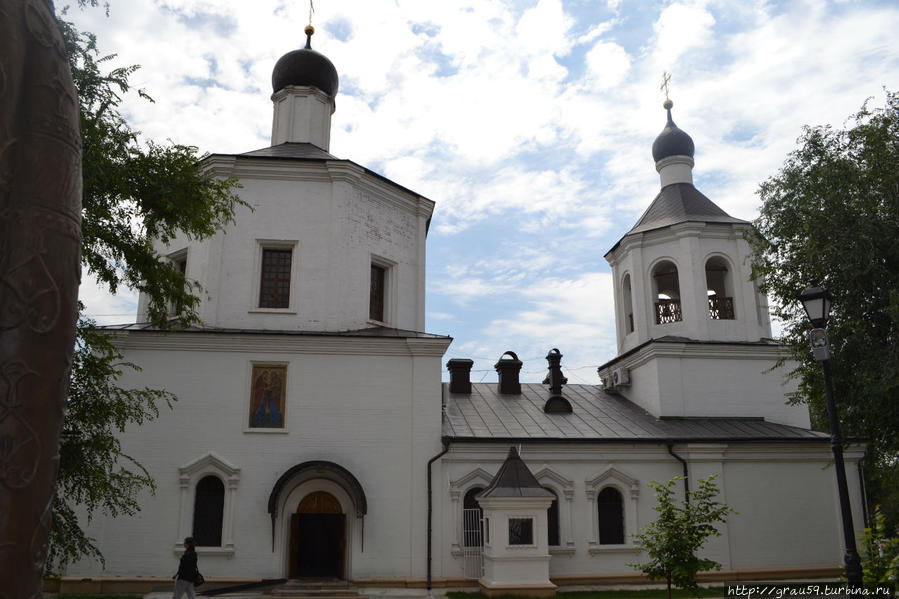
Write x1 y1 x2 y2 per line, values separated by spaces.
173 537 200 599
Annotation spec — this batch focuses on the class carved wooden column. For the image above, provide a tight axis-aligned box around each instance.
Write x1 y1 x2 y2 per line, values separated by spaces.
0 0 82 596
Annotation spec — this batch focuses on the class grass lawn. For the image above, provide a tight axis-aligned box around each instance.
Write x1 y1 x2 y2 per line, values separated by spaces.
448 588 726 599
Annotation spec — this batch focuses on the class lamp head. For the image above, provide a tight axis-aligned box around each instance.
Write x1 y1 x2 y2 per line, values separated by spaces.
798 285 832 329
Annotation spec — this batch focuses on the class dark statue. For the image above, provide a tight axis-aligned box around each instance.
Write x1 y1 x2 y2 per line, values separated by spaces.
0 0 83 595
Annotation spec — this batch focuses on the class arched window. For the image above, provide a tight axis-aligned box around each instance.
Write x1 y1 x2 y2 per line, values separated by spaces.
622 274 634 334
545 488 560 546
706 256 735 320
193 475 225 546
462 487 484 547
598 487 624 544
652 261 682 324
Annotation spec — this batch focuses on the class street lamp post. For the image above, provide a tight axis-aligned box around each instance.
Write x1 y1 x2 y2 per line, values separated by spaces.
797 286 863 586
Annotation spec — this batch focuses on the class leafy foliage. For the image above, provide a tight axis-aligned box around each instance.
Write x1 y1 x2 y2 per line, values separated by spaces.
857 505 899 584
48 10 243 571
50 314 175 569
630 476 733 599
750 91 899 529
63 16 243 328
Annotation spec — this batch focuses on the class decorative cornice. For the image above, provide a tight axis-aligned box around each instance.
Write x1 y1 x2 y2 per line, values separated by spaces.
533 468 574 493
600 338 790 375
654 154 694 172
585 467 639 500
179 451 241 488
110 330 451 357
449 467 496 500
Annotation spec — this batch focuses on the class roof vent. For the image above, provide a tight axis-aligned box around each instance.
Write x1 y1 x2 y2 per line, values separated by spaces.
495 351 523 395
446 358 474 394
542 348 572 413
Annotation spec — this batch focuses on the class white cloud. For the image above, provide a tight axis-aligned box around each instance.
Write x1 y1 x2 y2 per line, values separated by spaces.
651 3 716 67
585 41 631 90
64 1 899 376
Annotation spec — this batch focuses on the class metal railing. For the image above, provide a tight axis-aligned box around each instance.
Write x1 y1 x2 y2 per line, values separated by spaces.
655 299 682 324
462 508 484 579
709 296 735 320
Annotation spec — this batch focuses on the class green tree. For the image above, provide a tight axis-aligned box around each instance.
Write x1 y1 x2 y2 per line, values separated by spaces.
751 91 899 530
857 505 899 584
630 476 733 599
47 10 244 571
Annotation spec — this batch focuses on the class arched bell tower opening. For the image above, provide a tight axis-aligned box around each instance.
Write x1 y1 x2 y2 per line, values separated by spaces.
622 274 635 335
705 255 735 320
651 260 682 324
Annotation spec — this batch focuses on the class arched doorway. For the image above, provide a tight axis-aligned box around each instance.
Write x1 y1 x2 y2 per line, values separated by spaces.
289 491 345 579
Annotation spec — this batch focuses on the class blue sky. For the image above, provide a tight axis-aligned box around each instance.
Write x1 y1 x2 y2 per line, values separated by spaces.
69 0 899 384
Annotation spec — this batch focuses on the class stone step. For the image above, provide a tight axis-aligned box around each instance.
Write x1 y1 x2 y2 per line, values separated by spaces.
271 594 364 599
268 579 365 599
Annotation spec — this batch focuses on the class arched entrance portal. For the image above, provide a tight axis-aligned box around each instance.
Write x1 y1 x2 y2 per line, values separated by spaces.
289 491 345 579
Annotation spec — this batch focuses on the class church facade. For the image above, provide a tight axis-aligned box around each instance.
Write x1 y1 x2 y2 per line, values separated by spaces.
67 28 865 591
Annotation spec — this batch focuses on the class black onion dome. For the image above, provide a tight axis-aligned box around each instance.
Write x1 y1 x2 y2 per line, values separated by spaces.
271 27 338 96
652 102 694 162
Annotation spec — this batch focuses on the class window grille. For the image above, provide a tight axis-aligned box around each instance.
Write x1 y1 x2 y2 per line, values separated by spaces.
259 249 292 308
370 264 386 321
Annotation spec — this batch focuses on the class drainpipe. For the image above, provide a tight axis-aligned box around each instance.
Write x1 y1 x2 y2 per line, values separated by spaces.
427 439 451 591
667 443 690 503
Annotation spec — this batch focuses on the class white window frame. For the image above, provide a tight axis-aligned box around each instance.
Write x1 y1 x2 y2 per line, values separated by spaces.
449 468 494 556
534 468 575 554
585 467 640 554
507 516 536 548
176 452 240 556
368 254 396 326
250 239 299 313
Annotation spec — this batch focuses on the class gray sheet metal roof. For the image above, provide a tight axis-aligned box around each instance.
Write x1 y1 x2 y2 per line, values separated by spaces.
443 382 827 442
211 143 434 216
627 183 748 236
239 142 337 160
479 447 555 499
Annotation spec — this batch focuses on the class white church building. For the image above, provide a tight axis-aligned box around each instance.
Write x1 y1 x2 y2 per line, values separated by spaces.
66 27 866 594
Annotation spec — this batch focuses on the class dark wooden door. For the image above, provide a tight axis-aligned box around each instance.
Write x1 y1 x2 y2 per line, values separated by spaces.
289 514 301 578
291 491 346 579
297 513 345 577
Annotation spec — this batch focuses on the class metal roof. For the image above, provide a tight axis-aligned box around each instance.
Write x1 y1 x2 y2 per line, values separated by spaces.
479 447 555 499
443 382 828 443
210 144 435 219
627 183 749 236
239 142 337 160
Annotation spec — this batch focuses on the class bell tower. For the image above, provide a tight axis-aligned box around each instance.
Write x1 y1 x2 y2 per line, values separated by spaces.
605 100 772 355
599 95 804 428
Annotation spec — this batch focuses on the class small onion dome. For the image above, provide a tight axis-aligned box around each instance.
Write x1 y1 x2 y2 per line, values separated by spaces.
651 100 694 162
271 25 339 96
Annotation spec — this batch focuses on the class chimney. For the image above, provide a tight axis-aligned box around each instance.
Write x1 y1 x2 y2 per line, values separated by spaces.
542 348 572 413
494 351 522 394
446 359 474 394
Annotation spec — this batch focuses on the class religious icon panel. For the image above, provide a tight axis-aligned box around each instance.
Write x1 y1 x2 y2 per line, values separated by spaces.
249 365 287 428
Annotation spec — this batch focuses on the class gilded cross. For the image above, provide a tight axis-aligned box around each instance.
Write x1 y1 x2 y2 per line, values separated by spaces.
660 71 672 101
308 0 315 26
